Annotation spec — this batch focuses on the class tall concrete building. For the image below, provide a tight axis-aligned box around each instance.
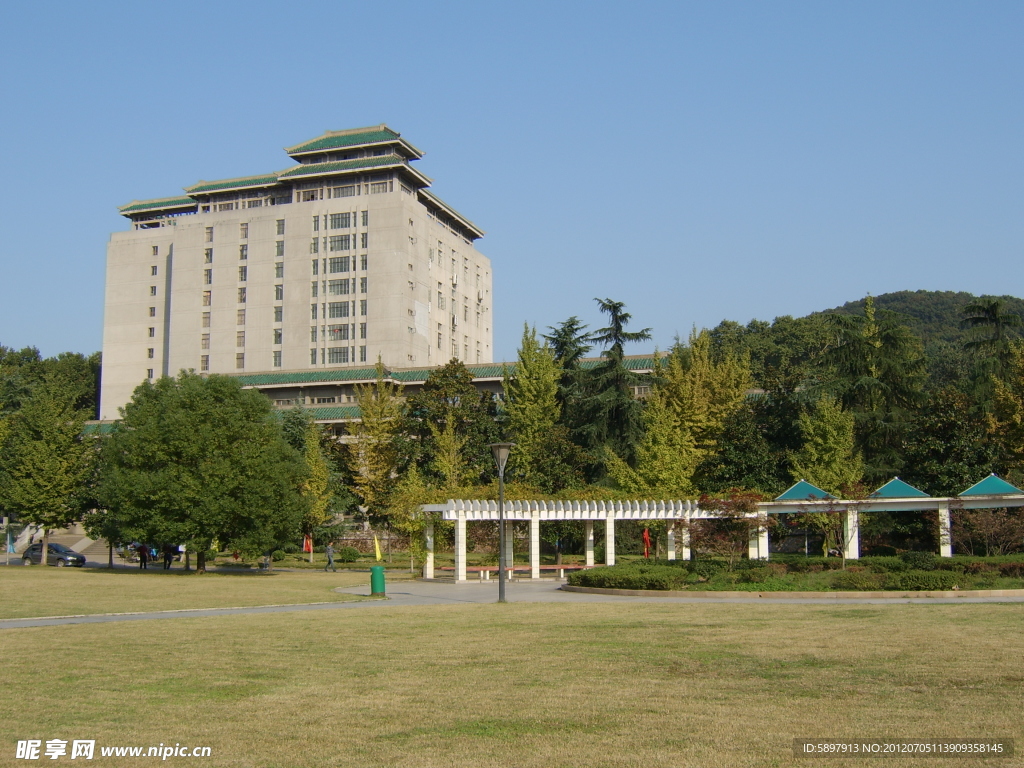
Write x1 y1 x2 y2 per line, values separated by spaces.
100 125 492 420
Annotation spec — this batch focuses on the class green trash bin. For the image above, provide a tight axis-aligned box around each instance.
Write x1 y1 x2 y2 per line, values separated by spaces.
370 565 386 597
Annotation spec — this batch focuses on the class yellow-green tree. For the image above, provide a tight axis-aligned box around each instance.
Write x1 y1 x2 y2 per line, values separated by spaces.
991 341 1024 484
790 395 863 495
301 423 332 562
503 324 562 484
349 361 405 521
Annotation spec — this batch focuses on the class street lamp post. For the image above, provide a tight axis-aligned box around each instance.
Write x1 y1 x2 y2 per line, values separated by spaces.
489 442 515 603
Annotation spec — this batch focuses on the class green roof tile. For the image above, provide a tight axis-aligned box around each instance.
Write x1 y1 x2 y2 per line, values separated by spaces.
307 406 361 421
959 474 1024 496
233 368 381 386
278 155 405 179
287 128 401 154
871 477 929 498
119 197 197 213
186 174 280 194
775 480 834 501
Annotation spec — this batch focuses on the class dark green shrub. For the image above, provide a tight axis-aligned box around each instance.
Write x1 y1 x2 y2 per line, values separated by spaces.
900 551 937 571
963 561 997 575
687 560 725 579
271 549 286 562
337 546 360 563
740 567 771 583
283 542 300 554
866 545 898 556
568 564 688 591
999 562 1024 578
885 570 959 591
205 550 218 563
863 557 907 574
830 571 886 591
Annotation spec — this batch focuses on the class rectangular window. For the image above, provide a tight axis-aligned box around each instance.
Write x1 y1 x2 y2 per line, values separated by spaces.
204 269 212 285
201 334 210 350
149 306 156 317
275 241 284 257
330 212 352 229
152 245 159 256
360 254 368 270
438 332 443 349
205 227 213 242
275 285 284 301
274 306 283 322
238 266 247 281
311 281 319 298
203 291 212 306
328 279 350 296
240 223 248 239
148 326 156 337
150 285 157 296
316 397 336 404
235 353 244 369
247 199 262 208
327 347 349 364
310 326 318 342
311 259 319 275
276 219 285 235
275 262 284 278
237 310 246 325
200 355 209 372
438 292 445 309
147 368 154 379
359 322 367 339
205 248 213 263
310 348 318 364
328 324 349 341
236 331 245 347
237 287 247 303
333 185 356 198
360 299 367 316
147 348 154 359
202 312 211 328
370 181 388 194
361 232 368 249
329 235 351 251
273 351 282 368
327 257 343 273
310 238 319 254
328 302 349 319
311 304 318 320
359 345 367 362
273 329 283 345
239 244 248 260
312 216 320 232
151 265 158 276
359 277 368 293
361 210 368 226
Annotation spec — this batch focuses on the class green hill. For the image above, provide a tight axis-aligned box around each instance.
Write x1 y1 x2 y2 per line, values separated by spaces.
817 290 1024 347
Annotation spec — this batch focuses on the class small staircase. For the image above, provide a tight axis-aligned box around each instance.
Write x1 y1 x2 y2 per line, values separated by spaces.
13 523 112 565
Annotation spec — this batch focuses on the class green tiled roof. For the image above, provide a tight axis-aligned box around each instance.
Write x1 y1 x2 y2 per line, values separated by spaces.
186 174 280 194
775 480 834 501
307 406 361 421
960 474 1024 496
278 155 405 179
287 128 401 154
119 197 197 213
871 477 929 498
233 368 381 386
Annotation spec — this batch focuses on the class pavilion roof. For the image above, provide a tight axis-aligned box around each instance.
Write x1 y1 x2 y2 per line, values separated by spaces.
775 480 834 501
959 474 1023 496
871 477 928 498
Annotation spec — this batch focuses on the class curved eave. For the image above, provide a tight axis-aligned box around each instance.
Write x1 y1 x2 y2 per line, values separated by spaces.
418 189 485 239
279 158 432 186
118 197 198 217
185 174 282 195
288 137 424 161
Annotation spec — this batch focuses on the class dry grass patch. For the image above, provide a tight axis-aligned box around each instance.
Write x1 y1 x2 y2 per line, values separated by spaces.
2 602 1023 767
0 567 410 619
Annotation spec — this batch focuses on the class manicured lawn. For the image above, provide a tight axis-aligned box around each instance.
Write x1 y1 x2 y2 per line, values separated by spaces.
2 599 1022 766
0 567 416 619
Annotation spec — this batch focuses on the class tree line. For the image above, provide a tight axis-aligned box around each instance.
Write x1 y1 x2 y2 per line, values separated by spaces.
2 292 1024 564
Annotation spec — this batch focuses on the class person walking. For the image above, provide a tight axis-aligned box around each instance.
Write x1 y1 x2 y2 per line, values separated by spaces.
138 545 149 570
162 547 174 570
324 542 336 572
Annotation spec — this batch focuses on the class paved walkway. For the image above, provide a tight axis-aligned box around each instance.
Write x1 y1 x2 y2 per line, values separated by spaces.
3 579 1023 630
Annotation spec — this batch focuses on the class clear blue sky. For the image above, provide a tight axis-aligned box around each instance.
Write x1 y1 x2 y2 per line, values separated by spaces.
1 1 1021 361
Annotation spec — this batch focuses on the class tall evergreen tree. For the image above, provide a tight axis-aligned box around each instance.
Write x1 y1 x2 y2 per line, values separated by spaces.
789 396 863 495
349 361 406 522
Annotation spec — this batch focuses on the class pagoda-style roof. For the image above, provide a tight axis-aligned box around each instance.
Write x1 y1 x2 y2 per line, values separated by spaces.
185 173 281 195
118 196 197 214
285 124 424 159
775 480 834 501
871 477 929 498
960 474 1024 496
278 154 425 181
419 189 485 239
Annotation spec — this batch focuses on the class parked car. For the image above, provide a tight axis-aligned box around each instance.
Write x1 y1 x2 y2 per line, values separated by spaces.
22 542 86 567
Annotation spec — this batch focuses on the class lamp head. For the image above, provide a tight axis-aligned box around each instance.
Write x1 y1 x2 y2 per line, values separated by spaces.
488 442 515 475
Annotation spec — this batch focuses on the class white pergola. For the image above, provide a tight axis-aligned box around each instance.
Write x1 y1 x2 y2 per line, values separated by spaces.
419 485 1024 582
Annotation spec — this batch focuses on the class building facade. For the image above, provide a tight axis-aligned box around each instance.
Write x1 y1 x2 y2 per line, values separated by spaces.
100 125 492 420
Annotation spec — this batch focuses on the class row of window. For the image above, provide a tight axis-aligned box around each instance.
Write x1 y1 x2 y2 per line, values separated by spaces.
311 211 369 231
311 256 368 274
310 323 367 342
310 278 368 297
311 300 368 319
205 220 284 243
196 343 369 373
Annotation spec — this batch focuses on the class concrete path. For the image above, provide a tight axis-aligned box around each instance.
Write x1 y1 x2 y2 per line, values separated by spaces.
4 579 1024 630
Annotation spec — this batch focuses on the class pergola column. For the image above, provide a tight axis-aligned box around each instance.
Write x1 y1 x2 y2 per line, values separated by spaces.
749 511 770 560
530 511 540 579
679 514 691 561
844 506 860 559
454 511 466 582
605 517 616 566
666 522 676 561
938 500 953 557
585 521 595 567
423 521 435 579
503 521 514 574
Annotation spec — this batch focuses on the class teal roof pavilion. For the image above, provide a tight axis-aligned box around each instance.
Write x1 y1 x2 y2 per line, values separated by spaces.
959 474 1024 496
775 480 834 501
871 478 929 498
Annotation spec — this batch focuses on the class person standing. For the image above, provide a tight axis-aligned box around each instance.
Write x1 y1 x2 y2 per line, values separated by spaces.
324 542 336 572
138 544 149 570
163 547 174 570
